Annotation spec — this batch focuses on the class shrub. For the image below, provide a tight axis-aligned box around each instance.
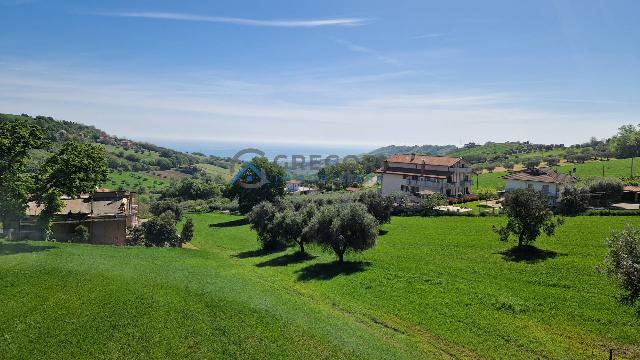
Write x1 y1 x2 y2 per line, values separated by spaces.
142 211 179 247
150 200 183 221
72 225 90 242
559 185 590 215
477 187 497 201
602 225 640 307
421 193 448 216
586 177 624 206
180 218 194 244
545 157 560 167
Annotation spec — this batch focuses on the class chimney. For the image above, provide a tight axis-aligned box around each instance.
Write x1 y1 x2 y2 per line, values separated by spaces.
383 160 389 170
410 153 416 162
421 160 425 176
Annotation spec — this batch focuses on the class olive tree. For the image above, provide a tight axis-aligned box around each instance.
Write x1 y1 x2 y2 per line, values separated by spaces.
304 203 378 263
271 203 316 253
493 189 563 247
247 201 282 249
357 191 392 224
603 225 640 307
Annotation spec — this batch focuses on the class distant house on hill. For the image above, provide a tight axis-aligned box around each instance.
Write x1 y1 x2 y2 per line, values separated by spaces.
8 191 138 245
503 168 577 205
286 179 318 195
376 154 473 197
286 179 300 192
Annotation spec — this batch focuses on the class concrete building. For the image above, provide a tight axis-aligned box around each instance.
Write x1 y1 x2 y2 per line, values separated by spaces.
503 168 577 205
8 190 138 245
376 154 473 197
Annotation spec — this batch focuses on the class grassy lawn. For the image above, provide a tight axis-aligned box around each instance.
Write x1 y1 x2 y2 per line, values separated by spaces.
106 170 171 193
474 171 508 191
2 214 639 359
556 158 637 179
196 163 233 181
473 158 638 192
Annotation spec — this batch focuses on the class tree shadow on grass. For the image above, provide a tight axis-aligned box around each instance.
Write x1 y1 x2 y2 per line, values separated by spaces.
233 246 286 259
209 218 248 228
296 261 371 281
256 252 316 267
0 242 56 256
497 245 567 264
379 229 389 236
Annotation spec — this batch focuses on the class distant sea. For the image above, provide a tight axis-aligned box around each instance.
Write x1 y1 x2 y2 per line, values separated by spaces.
144 140 374 160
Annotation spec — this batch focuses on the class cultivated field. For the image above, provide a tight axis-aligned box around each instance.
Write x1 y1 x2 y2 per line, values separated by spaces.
107 170 171 192
475 158 637 191
1 214 639 359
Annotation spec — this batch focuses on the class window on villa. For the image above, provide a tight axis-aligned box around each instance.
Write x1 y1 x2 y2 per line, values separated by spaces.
527 183 534 189
542 184 549 193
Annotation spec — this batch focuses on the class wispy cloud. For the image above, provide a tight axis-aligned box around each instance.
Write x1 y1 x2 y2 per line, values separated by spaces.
93 11 370 28
0 60 634 147
336 39 400 66
411 33 443 39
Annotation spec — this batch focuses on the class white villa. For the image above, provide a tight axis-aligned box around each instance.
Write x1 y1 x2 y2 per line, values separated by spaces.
503 167 577 205
376 154 473 197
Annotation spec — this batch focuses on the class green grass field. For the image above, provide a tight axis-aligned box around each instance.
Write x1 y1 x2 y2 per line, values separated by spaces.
473 158 638 191
556 158 637 179
106 170 171 193
196 163 233 181
474 171 508 191
1 214 639 359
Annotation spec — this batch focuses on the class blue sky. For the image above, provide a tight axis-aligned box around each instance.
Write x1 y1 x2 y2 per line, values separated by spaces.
1 0 639 148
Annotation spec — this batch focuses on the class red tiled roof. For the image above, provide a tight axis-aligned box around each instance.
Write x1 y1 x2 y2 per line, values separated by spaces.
385 154 463 167
502 168 577 184
375 169 447 179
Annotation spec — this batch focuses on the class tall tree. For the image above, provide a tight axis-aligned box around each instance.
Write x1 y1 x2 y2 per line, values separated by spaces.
0 119 49 227
227 157 287 214
610 124 640 159
35 141 108 239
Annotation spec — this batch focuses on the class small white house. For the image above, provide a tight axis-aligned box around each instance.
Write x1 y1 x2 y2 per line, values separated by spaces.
503 168 577 205
286 179 300 192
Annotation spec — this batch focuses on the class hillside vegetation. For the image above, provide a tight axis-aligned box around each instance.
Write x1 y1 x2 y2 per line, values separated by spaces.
0 113 232 212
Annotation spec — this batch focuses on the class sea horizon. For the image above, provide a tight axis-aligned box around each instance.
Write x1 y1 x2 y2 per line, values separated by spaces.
139 139 375 159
